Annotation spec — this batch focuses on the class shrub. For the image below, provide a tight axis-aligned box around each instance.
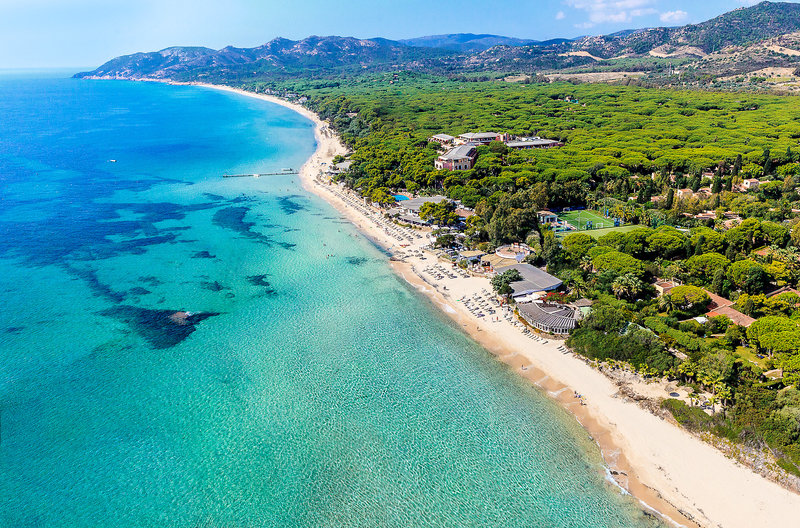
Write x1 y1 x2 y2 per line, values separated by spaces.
662 399 714 431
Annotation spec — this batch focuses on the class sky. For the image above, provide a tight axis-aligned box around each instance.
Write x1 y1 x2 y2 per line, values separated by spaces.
0 0 794 69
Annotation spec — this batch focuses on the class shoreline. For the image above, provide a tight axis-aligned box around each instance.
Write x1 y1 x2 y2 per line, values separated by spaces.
193 82 800 528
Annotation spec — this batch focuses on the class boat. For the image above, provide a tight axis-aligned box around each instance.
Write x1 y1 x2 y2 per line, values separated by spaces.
108 159 117 163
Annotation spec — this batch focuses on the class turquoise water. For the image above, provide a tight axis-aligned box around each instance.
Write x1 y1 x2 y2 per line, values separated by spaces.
0 75 665 527
392 194 409 201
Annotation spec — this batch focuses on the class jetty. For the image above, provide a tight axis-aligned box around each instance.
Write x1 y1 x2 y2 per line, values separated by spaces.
223 169 298 178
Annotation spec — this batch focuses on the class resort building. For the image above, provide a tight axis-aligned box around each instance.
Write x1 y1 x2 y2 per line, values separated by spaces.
458 132 503 145
435 145 477 171
387 195 449 226
429 133 455 146
328 160 353 176
496 263 563 298
517 302 578 335
401 195 448 214
537 210 559 225
505 137 563 150
459 249 486 264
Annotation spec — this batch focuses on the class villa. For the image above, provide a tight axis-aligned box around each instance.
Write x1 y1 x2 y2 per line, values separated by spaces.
537 210 559 225
742 178 761 191
435 145 477 171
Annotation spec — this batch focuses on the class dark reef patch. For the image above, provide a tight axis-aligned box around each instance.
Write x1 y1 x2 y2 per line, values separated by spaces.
6 326 25 334
129 287 152 296
246 274 277 296
66 265 127 303
246 274 271 288
346 257 370 266
192 251 216 259
0 196 218 268
99 305 220 349
277 195 306 215
138 276 162 287
201 281 229 292
212 206 275 245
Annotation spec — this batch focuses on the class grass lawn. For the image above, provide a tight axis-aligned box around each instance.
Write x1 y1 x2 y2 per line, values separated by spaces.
736 346 769 369
555 223 640 239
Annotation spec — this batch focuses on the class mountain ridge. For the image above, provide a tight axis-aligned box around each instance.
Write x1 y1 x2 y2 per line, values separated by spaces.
75 1 800 87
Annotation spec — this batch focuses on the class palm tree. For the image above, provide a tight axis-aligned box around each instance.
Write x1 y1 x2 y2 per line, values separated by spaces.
659 294 677 314
612 273 645 301
571 276 590 298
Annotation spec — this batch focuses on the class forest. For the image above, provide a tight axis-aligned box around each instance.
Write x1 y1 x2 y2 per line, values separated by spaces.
242 72 800 476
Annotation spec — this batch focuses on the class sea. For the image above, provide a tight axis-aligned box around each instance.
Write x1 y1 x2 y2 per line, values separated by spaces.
0 72 666 527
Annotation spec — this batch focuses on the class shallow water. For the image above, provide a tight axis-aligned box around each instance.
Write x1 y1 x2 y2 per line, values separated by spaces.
0 74 665 527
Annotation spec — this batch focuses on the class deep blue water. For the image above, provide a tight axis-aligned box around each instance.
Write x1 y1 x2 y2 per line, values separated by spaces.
0 74 665 527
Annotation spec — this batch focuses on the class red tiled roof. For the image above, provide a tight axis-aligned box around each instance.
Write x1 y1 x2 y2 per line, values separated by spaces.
707 306 755 327
704 290 733 311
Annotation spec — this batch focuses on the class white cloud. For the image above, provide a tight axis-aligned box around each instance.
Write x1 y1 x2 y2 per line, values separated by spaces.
659 9 688 23
565 0 658 27
556 10 566 20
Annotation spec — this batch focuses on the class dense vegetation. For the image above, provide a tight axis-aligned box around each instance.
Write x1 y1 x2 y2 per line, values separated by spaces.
270 73 800 475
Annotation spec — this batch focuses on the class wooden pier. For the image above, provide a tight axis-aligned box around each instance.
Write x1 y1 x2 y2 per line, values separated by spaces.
223 169 298 178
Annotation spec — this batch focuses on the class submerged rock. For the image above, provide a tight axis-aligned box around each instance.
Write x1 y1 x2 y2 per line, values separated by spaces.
99 305 220 349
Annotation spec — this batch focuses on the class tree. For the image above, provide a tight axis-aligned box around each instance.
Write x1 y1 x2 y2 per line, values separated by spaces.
541 231 564 270
618 228 651 258
727 219 764 254
685 252 731 282
712 174 722 194
665 188 675 209
612 273 645 300
747 316 798 353
728 259 769 294
664 285 710 313
562 232 596 261
419 200 459 226
498 282 513 297
592 250 645 278
690 226 724 254
711 268 726 295
647 226 687 259
698 351 736 397
491 268 523 295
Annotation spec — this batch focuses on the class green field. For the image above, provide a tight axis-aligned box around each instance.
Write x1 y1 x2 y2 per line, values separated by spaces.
556 210 639 239
558 210 613 230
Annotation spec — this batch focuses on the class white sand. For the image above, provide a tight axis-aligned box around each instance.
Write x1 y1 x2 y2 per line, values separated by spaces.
200 84 800 528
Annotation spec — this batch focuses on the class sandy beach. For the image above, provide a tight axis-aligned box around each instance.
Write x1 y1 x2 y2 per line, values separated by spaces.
201 84 800 528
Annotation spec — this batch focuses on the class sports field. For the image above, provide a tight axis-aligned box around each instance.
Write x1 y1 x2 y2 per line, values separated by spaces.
558 209 611 230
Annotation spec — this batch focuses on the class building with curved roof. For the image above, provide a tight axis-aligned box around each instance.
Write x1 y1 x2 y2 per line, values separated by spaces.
518 302 577 335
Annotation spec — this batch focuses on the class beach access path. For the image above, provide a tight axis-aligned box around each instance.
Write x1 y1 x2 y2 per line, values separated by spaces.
200 84 800 528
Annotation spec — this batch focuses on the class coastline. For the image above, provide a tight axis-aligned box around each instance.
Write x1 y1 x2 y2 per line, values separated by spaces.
195 83 800 528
